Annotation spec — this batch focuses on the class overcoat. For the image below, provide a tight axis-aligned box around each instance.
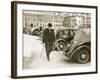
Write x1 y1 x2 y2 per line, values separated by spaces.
43 28 55 59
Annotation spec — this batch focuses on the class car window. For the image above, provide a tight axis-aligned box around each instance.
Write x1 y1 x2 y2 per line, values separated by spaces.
70 30 74 36
64 30 69 35
59 31 63 35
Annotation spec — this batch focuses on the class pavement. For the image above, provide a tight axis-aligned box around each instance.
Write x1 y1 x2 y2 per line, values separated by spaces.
23 34 90 69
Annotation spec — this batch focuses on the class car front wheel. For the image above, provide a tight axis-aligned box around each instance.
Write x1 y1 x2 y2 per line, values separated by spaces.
74 47 90 64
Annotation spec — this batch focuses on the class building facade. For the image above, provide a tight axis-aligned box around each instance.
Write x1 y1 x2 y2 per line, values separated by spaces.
23 12 91 33
63 13 91 29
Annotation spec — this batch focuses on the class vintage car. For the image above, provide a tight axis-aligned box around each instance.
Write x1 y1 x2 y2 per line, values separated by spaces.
55 28 76 51
30 27 43 36
64 29 91 64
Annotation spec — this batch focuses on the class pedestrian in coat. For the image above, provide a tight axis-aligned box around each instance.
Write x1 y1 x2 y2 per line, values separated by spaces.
43 23 55 61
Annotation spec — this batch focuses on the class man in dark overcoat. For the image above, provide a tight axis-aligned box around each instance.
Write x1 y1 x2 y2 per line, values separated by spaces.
43 23 55 61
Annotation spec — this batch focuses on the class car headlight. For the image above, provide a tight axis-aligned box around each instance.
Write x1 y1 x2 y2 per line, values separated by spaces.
65 41 74 51
67 43 71 47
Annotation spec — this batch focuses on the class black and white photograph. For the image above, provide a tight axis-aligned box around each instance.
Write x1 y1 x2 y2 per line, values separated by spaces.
11 1 97 78
23 10 91 69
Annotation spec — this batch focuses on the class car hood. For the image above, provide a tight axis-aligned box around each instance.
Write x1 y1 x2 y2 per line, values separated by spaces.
73 29 90 43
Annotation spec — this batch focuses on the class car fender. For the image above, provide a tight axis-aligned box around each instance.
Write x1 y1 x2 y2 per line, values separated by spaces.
69 44 90 59
55 38 66 43
55 38 66 46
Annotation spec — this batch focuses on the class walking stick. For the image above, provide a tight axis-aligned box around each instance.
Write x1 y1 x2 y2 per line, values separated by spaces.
40 44 44 58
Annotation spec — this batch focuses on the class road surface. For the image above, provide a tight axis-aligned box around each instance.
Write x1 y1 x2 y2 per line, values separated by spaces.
23 34 90 69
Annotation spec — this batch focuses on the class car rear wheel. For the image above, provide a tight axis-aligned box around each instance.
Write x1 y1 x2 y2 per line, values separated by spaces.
56 40 66 51
74 47 90 64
